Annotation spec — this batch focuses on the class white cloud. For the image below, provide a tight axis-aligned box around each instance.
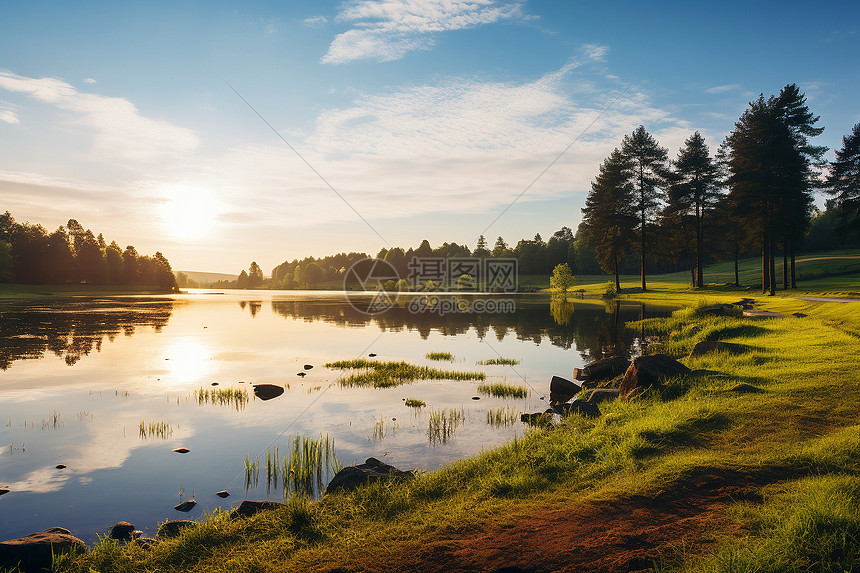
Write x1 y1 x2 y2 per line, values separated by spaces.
581 43 608 61
0 71 198 161
322 0 526 64
0 109 19 124
83 77 96 83
705 84 741 94
303 16 328 28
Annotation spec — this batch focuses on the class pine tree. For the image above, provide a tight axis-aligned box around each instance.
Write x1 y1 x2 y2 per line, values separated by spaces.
826 123 860 242
580 149 638 291
667 132 721 287
620 126 668 290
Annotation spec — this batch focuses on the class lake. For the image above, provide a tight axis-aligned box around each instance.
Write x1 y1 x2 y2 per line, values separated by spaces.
0 290 673 543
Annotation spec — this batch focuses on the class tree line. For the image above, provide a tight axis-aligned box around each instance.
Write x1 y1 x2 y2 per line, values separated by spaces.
580 84 860 294
0 212 177 288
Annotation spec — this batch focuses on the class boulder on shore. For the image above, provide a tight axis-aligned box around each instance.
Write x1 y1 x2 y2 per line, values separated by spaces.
573 356 630 383
551 400 600 418
108 521 135 541
230 500 284 520
549 376 580 404
0 529 86 573
586 388 620 405
689 341 750 358
324 458 414 495
618 354 691 399
156 520 198 539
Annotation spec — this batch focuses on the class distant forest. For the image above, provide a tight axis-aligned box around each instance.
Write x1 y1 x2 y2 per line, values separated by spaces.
217 84 858 293
0 211 176 288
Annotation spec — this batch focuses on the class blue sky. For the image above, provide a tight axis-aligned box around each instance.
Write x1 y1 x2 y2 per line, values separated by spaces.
1 1 857 274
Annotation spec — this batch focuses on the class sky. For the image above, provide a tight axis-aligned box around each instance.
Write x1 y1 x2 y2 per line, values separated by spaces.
1 1 858 275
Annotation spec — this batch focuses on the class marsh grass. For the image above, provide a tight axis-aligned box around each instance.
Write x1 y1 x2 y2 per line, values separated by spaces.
326 359 485 388
486 407 519 428
372 417 398 441
194 387 249 411
404 398 426 408
478 358 520 366
478 382 528 399
244 434 342 497
427 408 464 445
138 420 173 440
425 352 453 361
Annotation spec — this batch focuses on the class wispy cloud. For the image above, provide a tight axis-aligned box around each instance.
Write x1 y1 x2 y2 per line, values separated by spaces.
0 109 19 124
704 84 741 94
322 0 526 64
303 16 328 28
83 77 96 83
0 71 198 161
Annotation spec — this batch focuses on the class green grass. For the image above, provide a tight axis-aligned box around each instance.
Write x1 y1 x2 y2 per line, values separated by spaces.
138 420 173 440
477 382 528 399
65 290 860 573
326 359 485 388
486 407 519 428
193 387 249 410
404 398 426 408
244 435 341 498
425 352 454 361
478 357 520 366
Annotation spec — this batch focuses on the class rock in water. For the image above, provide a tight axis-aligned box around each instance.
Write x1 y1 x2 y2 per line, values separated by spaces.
172 447 190 454
573 356 630 383
0 529 86 572
174 500 197 512
0 489 8 496
688 341 750 357
108 521 135 541
325 458 414 494
303 364 313 370
619 354 691 399
156 520 197 539
229 500 283 520
549 375 580 397
55 464 66 469
368 353 377 357
296 372 306 377
252 384 284 401
215 490 230 498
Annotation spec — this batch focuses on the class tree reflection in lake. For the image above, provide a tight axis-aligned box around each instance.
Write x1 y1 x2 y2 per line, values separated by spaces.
268 295 669 362
0 298 175 369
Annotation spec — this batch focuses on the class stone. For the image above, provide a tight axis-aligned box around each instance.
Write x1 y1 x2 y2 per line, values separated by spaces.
729 383 765 393
549 375 580 397
586 388 620 405
215 490 230 498
0 489 9 496
297 372 306 377
172 447 190 454
303 364 313 370
619 354 691 399
368 353 377 357
689 341 751 357
108 521 135 541
229 500 283 520
55 465 66 469
156 520 198 539
471 396 480 400
174 500 197 512
520 411 554 426
0 529 86 573
551 400 600 418
135 537 158 550
324 458 415 495
573 356 630 383
252 384 284 401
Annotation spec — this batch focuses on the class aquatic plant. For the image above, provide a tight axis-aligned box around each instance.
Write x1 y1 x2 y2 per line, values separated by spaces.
486 407 519 428
194 387 249 411
477 383 528 399
426 352 454 361
404 398 426 408
427 408 464 445
326 359 484 388
243 434 342 498
478 358 520 366
372 417 398 440
244 454 260 491
41 411 62 430
138 420 174 440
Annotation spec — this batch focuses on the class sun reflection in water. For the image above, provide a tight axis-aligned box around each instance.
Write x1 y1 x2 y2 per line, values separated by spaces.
164 341 213 384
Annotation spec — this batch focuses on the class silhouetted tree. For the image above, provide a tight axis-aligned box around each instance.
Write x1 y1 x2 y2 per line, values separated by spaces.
826 123 860 244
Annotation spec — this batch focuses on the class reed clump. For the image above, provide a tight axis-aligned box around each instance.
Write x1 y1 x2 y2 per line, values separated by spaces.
477 382 528 399
427 408 464 445
404 398 426 408
425 352 453 361
486 407 519 428
138 420 173 440
326 359 485 388
194 387 249 410
243 434 342 498
479 358 520 366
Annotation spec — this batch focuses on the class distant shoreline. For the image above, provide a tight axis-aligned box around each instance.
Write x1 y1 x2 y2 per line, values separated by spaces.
0 284 177 300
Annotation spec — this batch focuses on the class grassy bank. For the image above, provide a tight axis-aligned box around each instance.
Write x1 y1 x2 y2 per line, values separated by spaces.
55 289 860 572
0 284 176 299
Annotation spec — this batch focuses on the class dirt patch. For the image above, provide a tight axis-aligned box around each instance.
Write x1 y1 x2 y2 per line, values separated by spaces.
387 468 788 573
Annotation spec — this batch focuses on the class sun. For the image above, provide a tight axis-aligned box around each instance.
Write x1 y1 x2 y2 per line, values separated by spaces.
158 184 221 241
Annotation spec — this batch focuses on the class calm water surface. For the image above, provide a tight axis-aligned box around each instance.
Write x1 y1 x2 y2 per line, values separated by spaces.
0 290 673 542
